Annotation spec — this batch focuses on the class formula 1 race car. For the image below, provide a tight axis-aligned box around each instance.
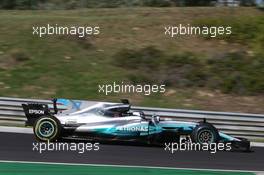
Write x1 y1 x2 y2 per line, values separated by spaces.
22 99 250 151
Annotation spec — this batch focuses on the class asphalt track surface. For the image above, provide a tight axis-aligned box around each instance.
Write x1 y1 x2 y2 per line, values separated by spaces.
0 132 263 171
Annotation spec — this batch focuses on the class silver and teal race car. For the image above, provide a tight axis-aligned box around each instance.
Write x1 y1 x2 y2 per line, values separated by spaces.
22 99 250 151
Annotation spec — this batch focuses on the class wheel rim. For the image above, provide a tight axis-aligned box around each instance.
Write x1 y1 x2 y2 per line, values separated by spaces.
38 121 55 138
198 129 214 144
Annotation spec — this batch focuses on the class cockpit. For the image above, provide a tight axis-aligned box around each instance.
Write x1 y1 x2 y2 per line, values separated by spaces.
58 99 146 119
98 104 146 119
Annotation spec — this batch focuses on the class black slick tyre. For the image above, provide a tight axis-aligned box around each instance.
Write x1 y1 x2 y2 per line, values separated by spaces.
33 116 61 142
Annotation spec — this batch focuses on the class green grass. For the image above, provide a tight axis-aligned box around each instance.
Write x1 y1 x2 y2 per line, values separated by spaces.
194 15 264 54
0 162 255 175
0 8 264 113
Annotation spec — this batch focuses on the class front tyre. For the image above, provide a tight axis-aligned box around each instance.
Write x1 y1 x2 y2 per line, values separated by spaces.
191 123 219 144
34 116 61 142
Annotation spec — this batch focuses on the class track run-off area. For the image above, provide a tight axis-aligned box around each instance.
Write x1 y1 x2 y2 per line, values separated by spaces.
0 128 264 174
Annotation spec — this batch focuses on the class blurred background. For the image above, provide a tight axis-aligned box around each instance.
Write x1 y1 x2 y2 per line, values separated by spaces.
0 0 264 113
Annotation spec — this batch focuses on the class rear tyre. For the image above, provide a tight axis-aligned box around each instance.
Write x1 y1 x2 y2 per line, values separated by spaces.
33 116 61 142
191 123 219 144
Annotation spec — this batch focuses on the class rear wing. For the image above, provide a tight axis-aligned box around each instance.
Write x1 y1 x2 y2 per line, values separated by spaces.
22 99 58 126
22 103 50 126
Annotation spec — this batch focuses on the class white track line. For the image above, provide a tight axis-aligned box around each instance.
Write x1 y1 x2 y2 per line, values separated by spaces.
251 142 264 147
0 126 264 147
0 126 32 134
0 160 263 174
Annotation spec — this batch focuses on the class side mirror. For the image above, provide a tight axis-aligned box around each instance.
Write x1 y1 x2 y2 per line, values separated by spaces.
121 99 129 104
151 115 160 124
